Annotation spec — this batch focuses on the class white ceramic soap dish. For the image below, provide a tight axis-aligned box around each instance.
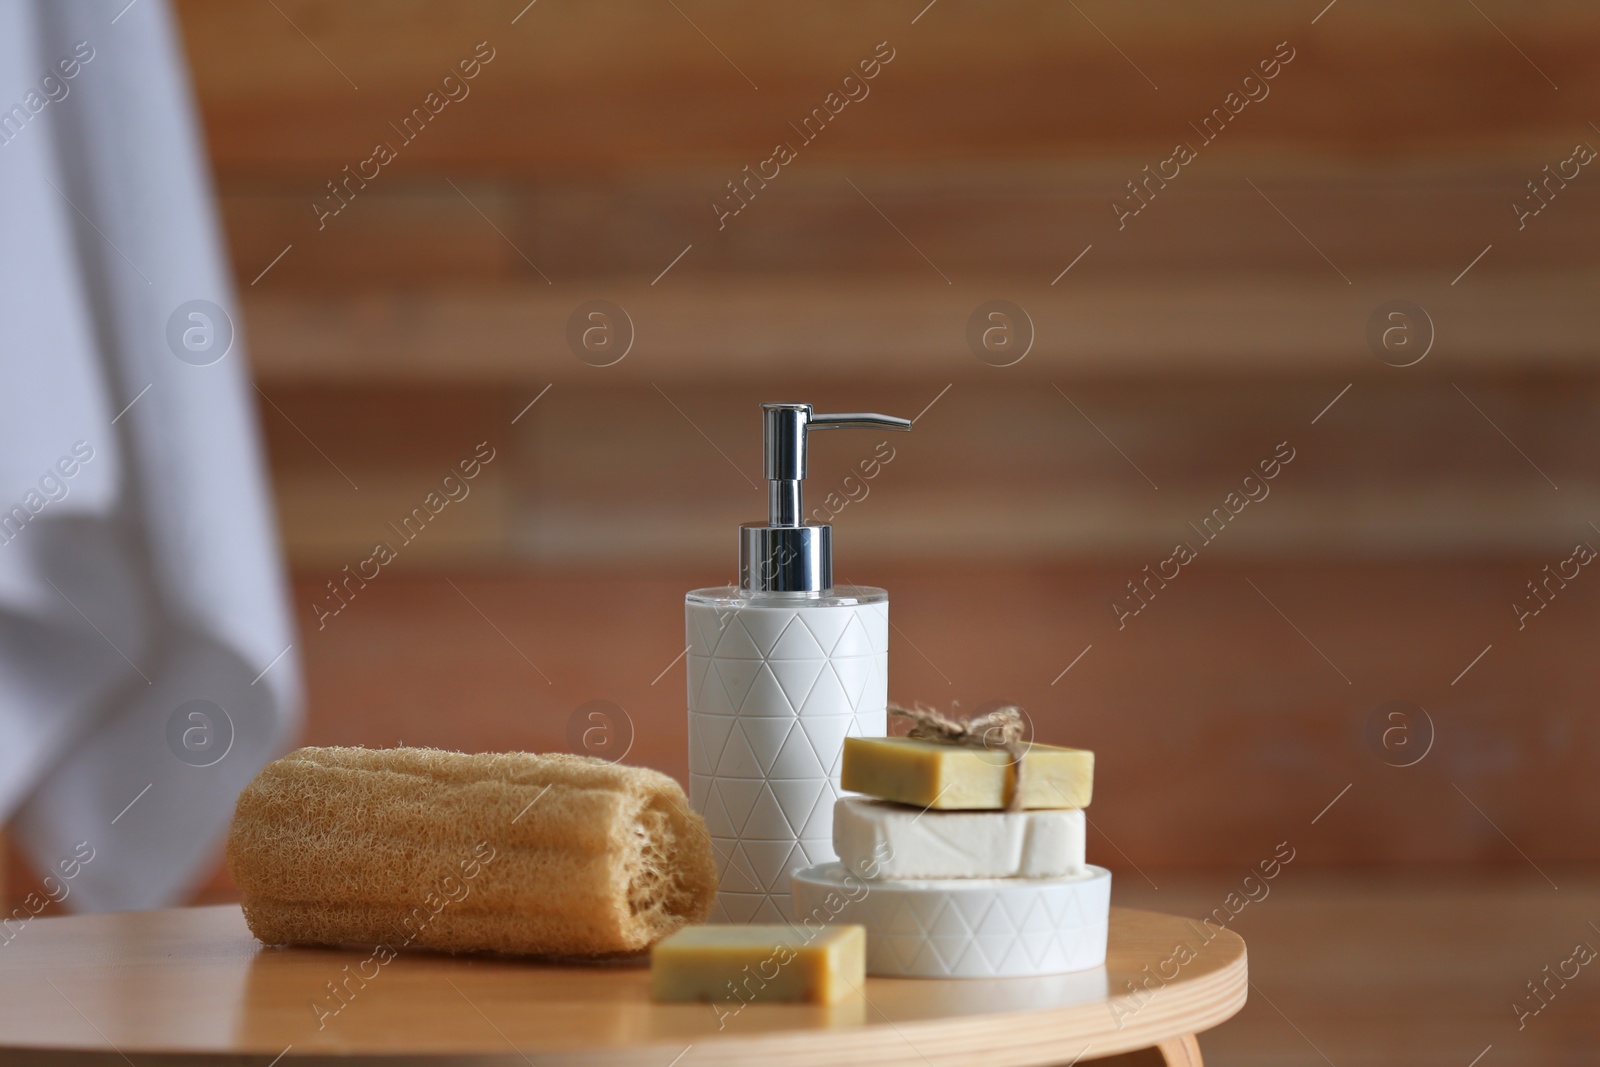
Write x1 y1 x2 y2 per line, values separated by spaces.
790 863 1111 978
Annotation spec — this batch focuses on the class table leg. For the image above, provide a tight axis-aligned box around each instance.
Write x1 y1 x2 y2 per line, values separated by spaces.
1155 1034 1202 1066
1082 1032 1202 1066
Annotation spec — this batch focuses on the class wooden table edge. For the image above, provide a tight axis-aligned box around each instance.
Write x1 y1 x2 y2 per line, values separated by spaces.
1 905 1248 1067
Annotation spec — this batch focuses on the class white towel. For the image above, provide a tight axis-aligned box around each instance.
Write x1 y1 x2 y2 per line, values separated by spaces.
0 0 301 910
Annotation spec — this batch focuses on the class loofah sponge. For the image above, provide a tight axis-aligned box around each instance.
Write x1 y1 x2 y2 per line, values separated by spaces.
226 747 716 956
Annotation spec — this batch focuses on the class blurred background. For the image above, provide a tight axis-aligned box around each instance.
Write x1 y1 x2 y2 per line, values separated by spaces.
11 1 1600 1062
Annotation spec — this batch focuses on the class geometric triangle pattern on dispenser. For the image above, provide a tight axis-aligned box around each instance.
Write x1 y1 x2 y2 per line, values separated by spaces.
687 598 889 923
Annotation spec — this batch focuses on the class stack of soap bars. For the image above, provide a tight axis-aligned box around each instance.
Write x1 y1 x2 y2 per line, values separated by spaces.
789 735 1112 977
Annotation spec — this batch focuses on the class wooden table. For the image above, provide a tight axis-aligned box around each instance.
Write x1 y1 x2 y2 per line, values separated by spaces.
0 905 1245 1066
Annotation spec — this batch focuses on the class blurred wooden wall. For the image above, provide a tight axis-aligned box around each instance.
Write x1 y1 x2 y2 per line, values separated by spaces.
173 0 1600 875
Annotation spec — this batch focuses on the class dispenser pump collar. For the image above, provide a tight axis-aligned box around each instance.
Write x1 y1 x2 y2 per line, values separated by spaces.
740 403 912 593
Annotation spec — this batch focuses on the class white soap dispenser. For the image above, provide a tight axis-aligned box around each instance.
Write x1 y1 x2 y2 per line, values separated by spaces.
686 402 911 923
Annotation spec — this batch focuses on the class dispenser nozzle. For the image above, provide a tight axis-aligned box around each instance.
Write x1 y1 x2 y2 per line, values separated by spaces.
743 403 912 592
761 404 912 527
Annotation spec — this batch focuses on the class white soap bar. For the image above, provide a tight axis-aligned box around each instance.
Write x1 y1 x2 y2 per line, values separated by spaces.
791 862 1111 977
833 797 1085 880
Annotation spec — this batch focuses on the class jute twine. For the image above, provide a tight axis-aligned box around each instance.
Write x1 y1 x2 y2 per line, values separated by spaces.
887 703 1029 812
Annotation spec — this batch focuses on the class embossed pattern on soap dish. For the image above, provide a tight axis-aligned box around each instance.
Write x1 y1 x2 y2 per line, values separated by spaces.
791 863 1112 977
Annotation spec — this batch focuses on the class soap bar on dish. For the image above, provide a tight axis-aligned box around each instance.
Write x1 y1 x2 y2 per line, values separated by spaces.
650 923 865 1006
841 737 1093 810
834 797 1085 879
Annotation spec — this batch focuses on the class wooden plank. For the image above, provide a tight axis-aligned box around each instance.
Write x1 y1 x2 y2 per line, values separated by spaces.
238 270 1600 383
175 1 1600 171
219 163 1600 290
256 378 1600 565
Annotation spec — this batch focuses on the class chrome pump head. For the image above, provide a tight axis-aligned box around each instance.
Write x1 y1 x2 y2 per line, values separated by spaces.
739 403 912 593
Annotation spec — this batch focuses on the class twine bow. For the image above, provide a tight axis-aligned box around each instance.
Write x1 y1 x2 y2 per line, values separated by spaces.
888 702 1029 812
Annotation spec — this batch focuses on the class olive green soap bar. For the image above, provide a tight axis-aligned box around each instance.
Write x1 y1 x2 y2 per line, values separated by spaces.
650 924 865 1006
841 737 1094 810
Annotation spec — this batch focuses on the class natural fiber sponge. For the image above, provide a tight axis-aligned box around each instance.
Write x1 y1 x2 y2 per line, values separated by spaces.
226 747 716 956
